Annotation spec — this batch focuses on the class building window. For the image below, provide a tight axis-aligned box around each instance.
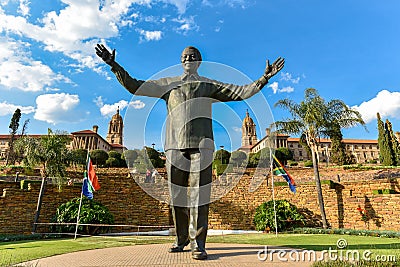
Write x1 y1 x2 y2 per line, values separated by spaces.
299 151 303 157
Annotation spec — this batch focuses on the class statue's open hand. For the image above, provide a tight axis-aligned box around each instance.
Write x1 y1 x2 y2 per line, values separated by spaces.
264 57 285 79
95 44 115 66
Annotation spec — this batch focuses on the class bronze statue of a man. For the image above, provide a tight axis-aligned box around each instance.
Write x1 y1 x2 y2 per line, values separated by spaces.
95 44 284 260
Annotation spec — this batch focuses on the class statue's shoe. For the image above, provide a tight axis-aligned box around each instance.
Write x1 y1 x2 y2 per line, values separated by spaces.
168 239 190 253
192 247 208 260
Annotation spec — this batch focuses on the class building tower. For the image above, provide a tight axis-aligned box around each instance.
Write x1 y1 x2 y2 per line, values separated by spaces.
106 108 123 145
241 110 258 147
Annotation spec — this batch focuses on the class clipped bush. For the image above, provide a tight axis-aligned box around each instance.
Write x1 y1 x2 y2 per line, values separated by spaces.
51 197 114 235
288 161 298 166
105 157 119 167
304 160 313 167
253 200 304 232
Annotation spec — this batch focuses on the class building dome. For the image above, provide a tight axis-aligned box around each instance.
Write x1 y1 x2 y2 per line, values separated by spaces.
112 108 123 121
242 110 254 126
241 110 258 147
107 108 123 145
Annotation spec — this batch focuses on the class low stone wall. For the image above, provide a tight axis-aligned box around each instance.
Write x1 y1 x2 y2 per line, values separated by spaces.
1 168 399 234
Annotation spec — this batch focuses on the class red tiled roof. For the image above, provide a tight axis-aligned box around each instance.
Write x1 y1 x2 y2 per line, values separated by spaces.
71 130 96 135
110 143 125 148
0 134 45 139
276 133 289 137
342 139 378 144
287 137 377 144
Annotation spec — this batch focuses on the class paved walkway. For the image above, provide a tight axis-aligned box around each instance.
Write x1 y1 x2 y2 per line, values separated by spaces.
19 243 318 267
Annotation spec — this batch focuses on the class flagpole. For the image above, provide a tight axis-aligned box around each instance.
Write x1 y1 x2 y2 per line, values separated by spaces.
74 150 89 240
74 189 84 240
270 150 278 237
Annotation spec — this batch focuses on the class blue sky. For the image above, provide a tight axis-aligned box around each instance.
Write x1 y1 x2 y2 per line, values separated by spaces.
1 0 399 151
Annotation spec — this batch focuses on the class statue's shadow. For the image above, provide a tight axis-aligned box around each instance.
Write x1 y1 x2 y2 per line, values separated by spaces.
204 245 266 260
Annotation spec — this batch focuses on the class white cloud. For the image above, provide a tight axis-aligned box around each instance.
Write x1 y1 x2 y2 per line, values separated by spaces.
163 0 190 14
280 72 300 84
352 90 400 123
0 37 71 92
172 16 199 34
18 0 30 16
223 0 249 9
0 101 35 116
0 0 248 76
34 93 80 124
267 81 294 94
268 82 279 94
232 126 241 133
279 86 294 93
129 100 145 109
0 0 136 71
98 98 145 117
138 29 162 42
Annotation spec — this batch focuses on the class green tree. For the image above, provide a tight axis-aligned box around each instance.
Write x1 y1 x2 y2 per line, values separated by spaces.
259 147 274 167
274 88 365 228
214 149 231 164
299 133 312 158
327 123 346 165
17 129 71 232
106 157 119 167
123 149 139 168
230 150 248 167
13 119 30 164
377 114 396 166
386 119 399 165
247 152 259 168
70 149 88 166
144 146 165 168
90 149 109 166
275 147 293 165
108 151 125 167
324 99 365 165
6 108 22 165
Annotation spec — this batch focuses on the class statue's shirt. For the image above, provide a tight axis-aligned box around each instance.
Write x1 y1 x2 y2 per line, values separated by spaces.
111 63 264 151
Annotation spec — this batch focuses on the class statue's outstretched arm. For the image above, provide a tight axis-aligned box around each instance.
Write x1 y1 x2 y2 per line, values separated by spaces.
95 44 116 67
95 43 167 98
255 57 285 89
212 56 285 101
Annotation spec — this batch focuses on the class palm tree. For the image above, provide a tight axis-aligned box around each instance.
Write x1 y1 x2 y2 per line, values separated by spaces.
16 129 71 232
274 88 365 228
324 100 366 165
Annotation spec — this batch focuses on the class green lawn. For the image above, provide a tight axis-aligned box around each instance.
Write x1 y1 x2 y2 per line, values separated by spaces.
1 234 399 266
0 236 174 266
208 233 400 254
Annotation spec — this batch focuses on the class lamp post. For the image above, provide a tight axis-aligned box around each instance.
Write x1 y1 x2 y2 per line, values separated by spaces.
151 143 155 149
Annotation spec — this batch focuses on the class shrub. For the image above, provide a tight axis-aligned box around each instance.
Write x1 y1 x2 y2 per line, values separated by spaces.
51 197 114 235
304 160 313 167
106 157 119 167
288 161 298 166
90 150 109 166
253 200 304 231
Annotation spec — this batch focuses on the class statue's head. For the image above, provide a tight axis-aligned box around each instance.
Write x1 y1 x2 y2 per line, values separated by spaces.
181 46 202 74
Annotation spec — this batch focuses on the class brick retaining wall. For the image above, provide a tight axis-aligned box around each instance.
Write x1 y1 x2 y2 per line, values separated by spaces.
1 168 399 234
